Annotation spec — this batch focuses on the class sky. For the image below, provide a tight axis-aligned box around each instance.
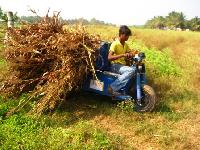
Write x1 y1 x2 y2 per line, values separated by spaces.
0 0 200 25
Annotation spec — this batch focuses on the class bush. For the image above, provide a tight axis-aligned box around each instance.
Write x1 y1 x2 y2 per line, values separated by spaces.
129 41 182 76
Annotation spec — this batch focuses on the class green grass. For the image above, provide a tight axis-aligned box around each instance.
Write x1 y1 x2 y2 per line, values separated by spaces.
0 97 125 150
0 25 200 149
129 40 182 76
0 116 120 149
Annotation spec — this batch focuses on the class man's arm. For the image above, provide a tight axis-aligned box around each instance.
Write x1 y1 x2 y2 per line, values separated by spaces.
108 51 130 61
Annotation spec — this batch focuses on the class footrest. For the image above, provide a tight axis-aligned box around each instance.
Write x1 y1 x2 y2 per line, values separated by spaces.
103 71 120 77
113 95 133 101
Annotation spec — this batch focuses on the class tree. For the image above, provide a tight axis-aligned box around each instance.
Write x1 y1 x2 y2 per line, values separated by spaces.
0 7 19 22
20 16 42 23
166 11 185 29
63 17 110 25
0 7 5 21
145 11 190 30
189 17 200 31
0 7 3 17
145 16 166 29
90 18 105 25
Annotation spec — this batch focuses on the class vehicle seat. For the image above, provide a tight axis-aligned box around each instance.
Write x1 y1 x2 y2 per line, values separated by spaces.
96 42 111 71
96 42 120 77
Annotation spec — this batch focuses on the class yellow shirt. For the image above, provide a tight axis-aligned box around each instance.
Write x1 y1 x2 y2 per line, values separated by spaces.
109 39 130 65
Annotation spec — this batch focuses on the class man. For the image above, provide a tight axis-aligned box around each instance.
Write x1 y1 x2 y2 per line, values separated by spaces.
108 25 137 95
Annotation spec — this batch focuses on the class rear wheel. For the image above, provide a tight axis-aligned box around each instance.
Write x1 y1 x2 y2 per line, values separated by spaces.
136 84 156 112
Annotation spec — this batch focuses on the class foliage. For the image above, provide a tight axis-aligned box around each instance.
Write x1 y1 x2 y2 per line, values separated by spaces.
117 100 135 112
165 11 185 29
0 113 120 149
1 22 200 149
65 18 113 25
20 15 113 25
145 16 166 29
65 17 90 25
1 14 100 115
0 7 3 19
129 41 182 76
20 16 42 23
188 17 200 31
145 11 200 31
0 7 18 22
0 96 122 149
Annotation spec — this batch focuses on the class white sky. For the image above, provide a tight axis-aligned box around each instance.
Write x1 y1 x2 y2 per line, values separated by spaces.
1 0 200 25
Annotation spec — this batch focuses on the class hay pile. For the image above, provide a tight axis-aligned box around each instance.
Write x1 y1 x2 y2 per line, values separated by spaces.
2 14 100 115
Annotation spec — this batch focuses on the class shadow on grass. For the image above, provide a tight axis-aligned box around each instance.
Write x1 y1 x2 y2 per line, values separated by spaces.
155 102 172 112
54 92 116 125
54 75 175 124
147 76 172 100
145 74 199 112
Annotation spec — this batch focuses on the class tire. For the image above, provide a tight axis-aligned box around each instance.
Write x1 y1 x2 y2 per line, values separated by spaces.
135 84 157 112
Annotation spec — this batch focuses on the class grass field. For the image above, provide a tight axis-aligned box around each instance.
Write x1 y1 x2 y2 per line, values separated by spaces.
0 24 200 149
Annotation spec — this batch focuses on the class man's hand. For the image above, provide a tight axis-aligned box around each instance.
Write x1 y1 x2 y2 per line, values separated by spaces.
108 49 139 61
125 49 140 58
124 52 133 58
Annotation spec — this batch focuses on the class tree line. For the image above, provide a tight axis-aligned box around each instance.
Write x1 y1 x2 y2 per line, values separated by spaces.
20 16 113 25
1 7 200 31
0 7 112 25
145 11 200 31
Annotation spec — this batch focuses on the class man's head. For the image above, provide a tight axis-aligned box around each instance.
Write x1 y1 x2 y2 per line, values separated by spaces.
119 25 132 41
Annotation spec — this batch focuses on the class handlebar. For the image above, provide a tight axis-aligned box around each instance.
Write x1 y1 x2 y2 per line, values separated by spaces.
133 52 146 63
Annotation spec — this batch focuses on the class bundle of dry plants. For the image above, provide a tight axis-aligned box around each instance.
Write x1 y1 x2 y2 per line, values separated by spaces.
1 13 100 115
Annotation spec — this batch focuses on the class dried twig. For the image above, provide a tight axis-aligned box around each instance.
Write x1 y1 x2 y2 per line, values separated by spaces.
2 13 100 116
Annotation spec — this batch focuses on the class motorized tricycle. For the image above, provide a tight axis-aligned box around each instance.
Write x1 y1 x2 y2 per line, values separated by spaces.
83 42 157 112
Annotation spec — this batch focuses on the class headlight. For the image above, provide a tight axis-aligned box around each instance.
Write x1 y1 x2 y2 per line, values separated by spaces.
138 65 143 70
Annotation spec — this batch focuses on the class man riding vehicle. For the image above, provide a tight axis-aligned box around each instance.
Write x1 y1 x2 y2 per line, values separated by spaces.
108 25 138 96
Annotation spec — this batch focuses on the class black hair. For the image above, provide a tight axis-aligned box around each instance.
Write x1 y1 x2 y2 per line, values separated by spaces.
119 25 132 36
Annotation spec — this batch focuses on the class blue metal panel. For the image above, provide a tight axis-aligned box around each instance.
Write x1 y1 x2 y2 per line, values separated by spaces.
83 71 116 96
113 95 132 100
141 74 147 85
136 73 142 100
82 71 133 100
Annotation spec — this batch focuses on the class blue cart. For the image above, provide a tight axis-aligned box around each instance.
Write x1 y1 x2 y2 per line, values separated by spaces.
83 42 157 112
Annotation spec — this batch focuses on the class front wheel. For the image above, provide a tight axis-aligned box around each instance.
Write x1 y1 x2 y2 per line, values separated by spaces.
135 84 157 112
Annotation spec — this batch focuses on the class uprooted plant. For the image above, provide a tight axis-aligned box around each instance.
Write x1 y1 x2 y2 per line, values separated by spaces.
1 13 100 116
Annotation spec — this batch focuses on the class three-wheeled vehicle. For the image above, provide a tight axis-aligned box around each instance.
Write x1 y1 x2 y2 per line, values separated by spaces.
83 42 157 112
